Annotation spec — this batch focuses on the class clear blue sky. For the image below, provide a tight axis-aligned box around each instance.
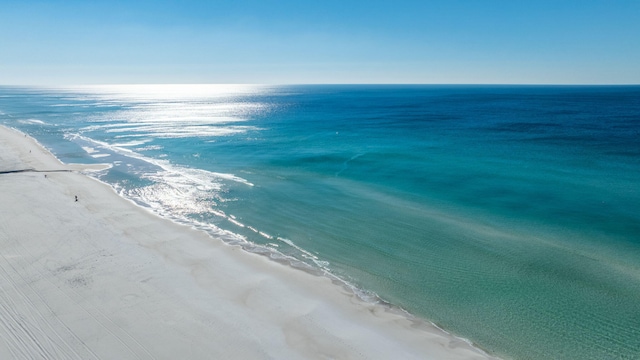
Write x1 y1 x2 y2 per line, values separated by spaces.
1 0 638 84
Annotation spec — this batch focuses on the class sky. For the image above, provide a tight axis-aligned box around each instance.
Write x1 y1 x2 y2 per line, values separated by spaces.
1 0 639 85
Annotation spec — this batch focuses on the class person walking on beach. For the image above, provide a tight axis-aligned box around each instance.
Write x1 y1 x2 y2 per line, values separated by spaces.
75 195 78 202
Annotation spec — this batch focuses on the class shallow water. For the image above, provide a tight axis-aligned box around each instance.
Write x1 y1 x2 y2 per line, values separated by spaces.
2 85 640 359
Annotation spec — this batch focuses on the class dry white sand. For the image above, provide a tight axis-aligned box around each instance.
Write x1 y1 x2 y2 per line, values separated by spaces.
0 125 496 359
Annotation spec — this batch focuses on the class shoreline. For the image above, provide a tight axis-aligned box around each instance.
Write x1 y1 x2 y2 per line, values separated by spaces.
0 124 497 359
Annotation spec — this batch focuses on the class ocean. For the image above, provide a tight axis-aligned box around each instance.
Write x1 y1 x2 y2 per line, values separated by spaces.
1 84 639 359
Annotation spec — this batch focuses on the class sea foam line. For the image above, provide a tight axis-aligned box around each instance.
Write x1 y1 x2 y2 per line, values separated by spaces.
67 133 254 187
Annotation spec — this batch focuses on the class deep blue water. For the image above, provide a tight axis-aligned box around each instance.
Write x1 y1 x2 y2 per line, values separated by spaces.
2 85 640 359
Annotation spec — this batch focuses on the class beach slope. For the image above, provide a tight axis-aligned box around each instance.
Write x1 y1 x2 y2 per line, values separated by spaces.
0 125 494 359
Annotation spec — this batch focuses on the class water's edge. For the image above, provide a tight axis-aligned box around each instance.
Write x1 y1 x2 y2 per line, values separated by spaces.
17 126 499 358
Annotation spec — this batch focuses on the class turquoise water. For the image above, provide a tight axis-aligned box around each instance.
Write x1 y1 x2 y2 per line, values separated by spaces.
2 85 640 359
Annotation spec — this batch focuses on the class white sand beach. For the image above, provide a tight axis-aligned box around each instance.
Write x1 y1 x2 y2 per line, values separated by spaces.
0 125 495 359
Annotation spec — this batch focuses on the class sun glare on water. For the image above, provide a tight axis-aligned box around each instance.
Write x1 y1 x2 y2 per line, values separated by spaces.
67 84 269 100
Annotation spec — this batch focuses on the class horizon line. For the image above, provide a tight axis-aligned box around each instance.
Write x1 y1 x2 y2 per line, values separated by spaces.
1 83 639 87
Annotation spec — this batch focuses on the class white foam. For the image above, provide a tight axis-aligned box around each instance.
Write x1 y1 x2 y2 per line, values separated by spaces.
136 145 163 151
210 210 227 218
81 146 98 154
69 133 254 188
277 237 323 265
227 218 245 228
18 119 47 125
111 139 151 147
210 172 254 187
